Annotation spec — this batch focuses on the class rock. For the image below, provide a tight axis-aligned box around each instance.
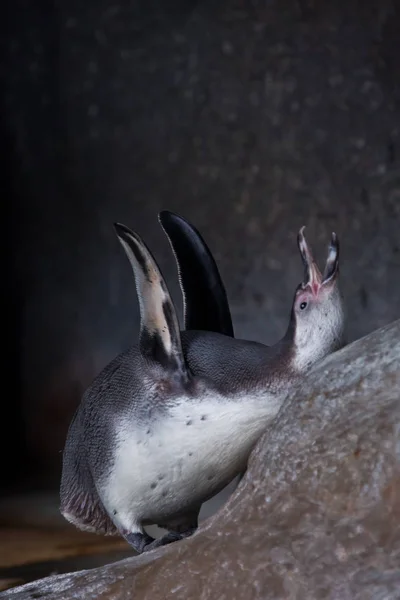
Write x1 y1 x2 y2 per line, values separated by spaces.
4 319 400 600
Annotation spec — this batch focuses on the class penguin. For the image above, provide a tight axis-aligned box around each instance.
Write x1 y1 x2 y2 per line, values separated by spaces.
60 220 344 554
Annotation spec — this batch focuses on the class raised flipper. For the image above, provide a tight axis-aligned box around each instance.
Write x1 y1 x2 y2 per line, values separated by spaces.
114 222 189 381
158 210 234 337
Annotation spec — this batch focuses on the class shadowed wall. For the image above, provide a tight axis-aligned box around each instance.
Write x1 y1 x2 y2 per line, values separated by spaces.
2 0 400 484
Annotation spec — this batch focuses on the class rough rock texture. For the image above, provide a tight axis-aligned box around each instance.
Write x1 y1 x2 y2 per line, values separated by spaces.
3 0 400 478
5 318 400 599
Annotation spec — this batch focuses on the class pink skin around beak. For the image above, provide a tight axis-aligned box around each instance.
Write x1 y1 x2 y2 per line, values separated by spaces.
297 227 339 295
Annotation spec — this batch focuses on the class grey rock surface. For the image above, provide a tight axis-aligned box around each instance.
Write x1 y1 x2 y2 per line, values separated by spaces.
5 318 400 599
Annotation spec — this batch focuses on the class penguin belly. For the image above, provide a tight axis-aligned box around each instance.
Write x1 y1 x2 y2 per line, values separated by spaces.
101 392 282 532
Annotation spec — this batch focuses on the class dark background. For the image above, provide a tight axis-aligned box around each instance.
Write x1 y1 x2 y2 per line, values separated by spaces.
2 0 400 492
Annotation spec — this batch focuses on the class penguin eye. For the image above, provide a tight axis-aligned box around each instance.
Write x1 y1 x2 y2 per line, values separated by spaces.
300 301 308 310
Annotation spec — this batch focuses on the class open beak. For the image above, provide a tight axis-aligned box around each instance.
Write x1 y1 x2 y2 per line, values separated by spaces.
297 227 339 293
322 232 339 285
297 226 322 294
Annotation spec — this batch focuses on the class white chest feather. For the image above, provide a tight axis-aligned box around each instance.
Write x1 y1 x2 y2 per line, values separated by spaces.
102 391 283 531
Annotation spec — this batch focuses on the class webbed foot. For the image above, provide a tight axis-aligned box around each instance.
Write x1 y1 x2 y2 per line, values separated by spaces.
124 527 197 554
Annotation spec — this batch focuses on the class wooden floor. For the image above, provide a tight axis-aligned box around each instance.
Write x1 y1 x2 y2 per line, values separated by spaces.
0 479 237 592
0 492 132 592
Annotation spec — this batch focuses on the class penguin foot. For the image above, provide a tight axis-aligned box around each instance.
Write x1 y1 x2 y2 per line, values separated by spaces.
177 526 197 539
123 531 155 553
124 527 197 554
143 530 183 552
144 526 197 551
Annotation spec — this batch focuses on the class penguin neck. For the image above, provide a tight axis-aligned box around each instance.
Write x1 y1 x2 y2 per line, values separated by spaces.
253 314 299 392
282 306 296 346
268 308 304 378
279 307 319 374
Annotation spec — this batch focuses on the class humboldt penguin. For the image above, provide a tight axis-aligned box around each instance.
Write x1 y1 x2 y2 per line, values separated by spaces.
60 219 344 554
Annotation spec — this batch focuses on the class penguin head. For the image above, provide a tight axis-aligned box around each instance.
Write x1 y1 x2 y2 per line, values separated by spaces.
290 227 345 371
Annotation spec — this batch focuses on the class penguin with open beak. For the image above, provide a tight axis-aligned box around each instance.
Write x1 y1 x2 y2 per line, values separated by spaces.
60 217 344 554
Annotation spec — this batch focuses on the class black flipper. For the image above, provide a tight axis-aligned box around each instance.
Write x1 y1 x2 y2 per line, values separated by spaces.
114 222 188 379
158 211 234 337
